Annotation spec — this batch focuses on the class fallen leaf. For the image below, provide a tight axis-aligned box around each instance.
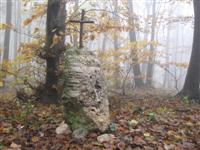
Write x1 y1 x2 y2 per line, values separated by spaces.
128 119 138 128
10 142 21 150
144 132 150 137
164 144 175 150
132 136 147 145
32 136 40 143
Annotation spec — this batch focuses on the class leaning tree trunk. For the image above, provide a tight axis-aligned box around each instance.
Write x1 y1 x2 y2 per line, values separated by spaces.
40 0 66 103
178 0 200 100
128 0 144 88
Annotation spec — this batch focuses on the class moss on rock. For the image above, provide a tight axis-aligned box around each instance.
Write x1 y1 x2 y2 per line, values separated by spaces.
63 100 96 131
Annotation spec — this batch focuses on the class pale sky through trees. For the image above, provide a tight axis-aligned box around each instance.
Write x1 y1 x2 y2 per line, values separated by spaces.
0 0 195 90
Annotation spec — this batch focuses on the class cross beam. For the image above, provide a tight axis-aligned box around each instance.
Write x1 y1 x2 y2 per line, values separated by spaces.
69 9 94 48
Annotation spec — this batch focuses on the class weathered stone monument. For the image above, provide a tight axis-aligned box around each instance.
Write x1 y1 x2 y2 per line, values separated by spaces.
62 10 110 135
62 48 110 132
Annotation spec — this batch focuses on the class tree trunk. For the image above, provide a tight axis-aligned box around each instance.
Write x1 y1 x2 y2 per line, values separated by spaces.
3 0 12 61
113 34 120 88
163 22 171 88
127 0 144 88
72 0 79 48
14 0 21 58
179 0 200 100
141 2 151 76
2 0 12 87
113 0 121 89
13 0 18 58
40 0 66 104
146 0 156 87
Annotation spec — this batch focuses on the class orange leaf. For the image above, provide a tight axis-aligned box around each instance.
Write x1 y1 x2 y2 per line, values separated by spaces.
23 18 33 26
50 34 61 48
0 23 12 30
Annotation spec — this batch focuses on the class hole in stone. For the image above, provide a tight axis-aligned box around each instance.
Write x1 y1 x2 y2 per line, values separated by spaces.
91 108 96 112
95 80 101 89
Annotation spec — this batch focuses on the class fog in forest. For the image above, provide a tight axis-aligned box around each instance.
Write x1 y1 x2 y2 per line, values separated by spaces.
0 0 194 94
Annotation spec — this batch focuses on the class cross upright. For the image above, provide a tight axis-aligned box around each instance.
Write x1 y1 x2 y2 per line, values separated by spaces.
69 9 94 48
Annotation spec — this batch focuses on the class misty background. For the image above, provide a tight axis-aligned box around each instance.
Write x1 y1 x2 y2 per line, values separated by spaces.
0 0 194 94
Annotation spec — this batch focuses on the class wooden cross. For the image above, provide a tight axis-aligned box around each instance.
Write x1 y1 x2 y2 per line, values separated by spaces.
69 9 94 48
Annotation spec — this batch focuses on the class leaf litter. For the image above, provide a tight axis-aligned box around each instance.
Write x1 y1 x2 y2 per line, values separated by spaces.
0 93 200 150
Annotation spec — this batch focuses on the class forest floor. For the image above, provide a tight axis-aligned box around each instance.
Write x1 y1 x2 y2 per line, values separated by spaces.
0 90 200 150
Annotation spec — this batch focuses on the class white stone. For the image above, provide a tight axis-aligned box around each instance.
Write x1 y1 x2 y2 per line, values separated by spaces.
63 48 110 131
97 134 115 143
56 121 71 135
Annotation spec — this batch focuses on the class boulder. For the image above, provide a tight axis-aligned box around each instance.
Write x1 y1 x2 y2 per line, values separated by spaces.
62 48 110 132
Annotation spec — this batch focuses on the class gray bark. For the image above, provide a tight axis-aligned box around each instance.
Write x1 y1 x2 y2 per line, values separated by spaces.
72 0 79 48
179 0 200 100
142 2 151 75
113 0 120 89
14 0 21 58
127 0 144 88
146 0 156 87
39 0 66 104
3 0 12 61
163 23 171 88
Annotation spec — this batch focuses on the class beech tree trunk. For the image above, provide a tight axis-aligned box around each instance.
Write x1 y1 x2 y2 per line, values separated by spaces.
3 0 12 61
72 0 79 48
2 0 12 87
179 0 200 100
40 0 66 104
128 0 144 88
163 22 171 88
146 0 156 87
141 2 151 76
13 0 21 58
112 0 121 89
